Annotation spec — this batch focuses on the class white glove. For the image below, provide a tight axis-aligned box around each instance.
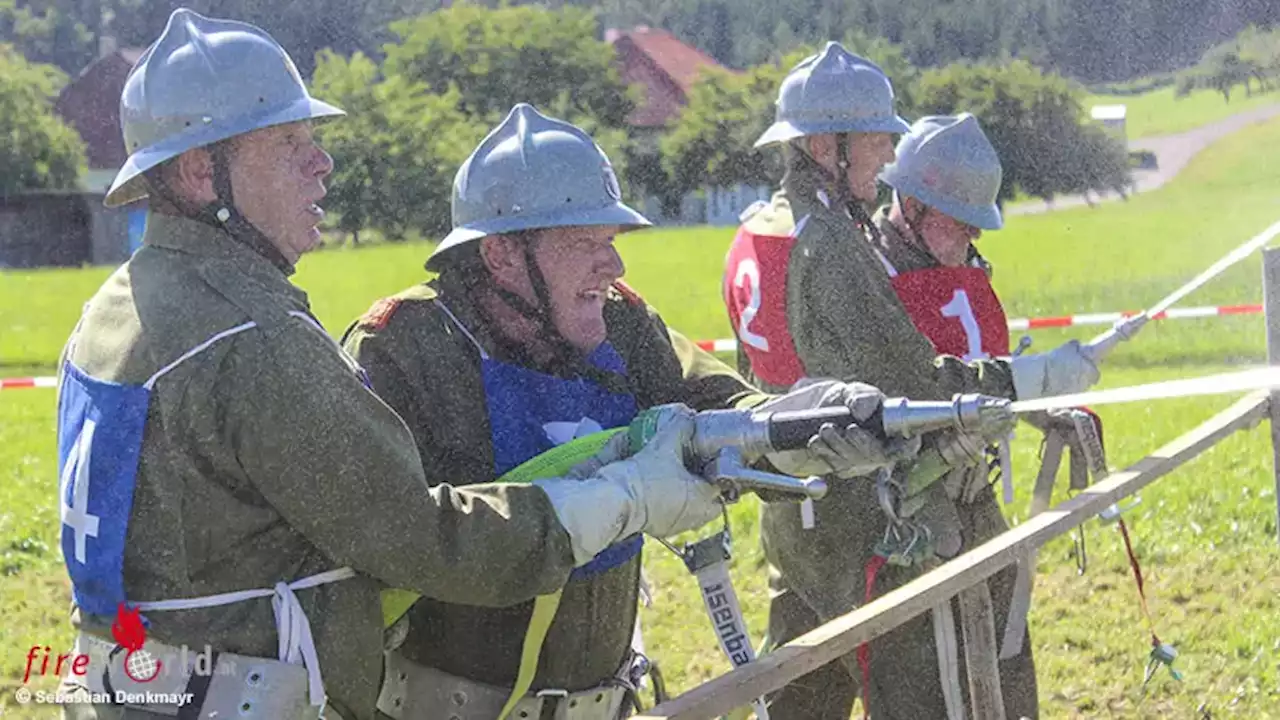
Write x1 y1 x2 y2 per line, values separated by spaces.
1009 340 1100 401
534 404 723 566
755 380 905 478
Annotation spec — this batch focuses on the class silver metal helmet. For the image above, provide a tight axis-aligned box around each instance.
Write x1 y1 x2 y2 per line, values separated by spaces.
754 41 910 148
105 8 345 207
878 113 1004 230
428 103 650 266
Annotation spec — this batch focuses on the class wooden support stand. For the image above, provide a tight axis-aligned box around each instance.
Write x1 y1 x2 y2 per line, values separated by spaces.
1264 247 1280 546
634 392 1269 720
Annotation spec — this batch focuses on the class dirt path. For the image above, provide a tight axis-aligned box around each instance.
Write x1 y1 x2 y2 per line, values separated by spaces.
1006 102 1280 216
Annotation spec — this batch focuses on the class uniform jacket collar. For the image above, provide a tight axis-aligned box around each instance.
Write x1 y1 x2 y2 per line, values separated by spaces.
142 212 309 305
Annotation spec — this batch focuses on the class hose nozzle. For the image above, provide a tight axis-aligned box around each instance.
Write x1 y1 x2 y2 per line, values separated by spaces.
880 393 1014 440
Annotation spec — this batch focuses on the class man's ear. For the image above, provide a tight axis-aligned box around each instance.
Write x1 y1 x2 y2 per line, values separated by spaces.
167 148 218 206
479 235 526 285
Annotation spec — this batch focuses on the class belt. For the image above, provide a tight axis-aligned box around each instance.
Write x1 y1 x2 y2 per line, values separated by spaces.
72 632 318 719
376 651 631 720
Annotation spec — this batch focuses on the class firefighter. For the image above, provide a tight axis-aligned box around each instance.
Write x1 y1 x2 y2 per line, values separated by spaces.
722 44 1130 719
341 103 906 720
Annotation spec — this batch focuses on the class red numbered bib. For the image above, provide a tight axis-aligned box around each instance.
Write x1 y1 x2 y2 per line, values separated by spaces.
723 227 806 388
889 265 1010 359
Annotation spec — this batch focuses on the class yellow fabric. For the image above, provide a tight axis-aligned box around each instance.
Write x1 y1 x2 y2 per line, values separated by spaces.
496 590 565 720
379 428 623 628
378 427 627 719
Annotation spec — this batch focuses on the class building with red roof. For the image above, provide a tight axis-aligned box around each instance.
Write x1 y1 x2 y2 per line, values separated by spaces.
606 25 735 135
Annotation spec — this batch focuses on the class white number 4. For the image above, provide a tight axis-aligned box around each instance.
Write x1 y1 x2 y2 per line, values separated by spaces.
60 419 101 565
941 290 987 361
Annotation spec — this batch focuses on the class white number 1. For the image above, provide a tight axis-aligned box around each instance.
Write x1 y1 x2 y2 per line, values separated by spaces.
941 290 986 361
733 259 771 351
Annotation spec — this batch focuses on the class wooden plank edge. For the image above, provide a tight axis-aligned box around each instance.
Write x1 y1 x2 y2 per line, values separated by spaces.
635 391 1270 720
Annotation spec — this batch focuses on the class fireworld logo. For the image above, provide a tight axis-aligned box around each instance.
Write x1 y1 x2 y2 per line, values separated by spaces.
22 603 232 685
112 603 161 682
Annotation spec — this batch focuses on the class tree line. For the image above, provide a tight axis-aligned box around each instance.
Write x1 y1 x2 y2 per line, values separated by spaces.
1 2 1276 234
2 0 1277 83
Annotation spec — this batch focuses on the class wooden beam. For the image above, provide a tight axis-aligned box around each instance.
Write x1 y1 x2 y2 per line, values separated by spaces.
635 391 1270 720
957 583 1005 720
1264 247 1280 545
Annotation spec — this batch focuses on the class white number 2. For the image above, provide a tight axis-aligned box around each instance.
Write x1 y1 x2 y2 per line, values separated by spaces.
940 289 986 361
733 259 770 351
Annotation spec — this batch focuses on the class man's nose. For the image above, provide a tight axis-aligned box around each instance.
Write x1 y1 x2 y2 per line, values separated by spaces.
311 145 335 179
599 244 625 279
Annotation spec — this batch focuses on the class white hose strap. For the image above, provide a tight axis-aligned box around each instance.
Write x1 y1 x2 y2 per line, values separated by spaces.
799 498 815 529
695 558 769 720
871 246 899 278
932 602 965 720
999 436 1014 505
134 567 356 707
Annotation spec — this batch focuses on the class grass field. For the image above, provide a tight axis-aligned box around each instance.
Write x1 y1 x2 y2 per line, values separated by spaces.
1086 84 1280 140
3 114 1280 718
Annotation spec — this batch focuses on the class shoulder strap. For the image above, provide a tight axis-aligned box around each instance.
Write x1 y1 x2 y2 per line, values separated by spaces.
433 299 489 359
870 246 899 278
144 321 259 390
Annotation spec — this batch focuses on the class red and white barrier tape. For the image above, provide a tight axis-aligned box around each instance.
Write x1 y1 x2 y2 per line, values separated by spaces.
0 302 1264 389
693 302 1262 353
1 376 57 390
1008 302 1261 331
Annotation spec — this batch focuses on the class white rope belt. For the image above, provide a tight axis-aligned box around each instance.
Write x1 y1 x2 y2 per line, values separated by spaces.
134 567 356 707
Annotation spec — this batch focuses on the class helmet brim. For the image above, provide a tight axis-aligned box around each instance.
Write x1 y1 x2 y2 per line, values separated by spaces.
754 115 912 148
104 96 345 208
882 173 1004 231
428 201 652 269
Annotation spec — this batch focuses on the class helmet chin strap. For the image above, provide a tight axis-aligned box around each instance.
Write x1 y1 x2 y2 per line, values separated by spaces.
147 144 294 274
895 190 947 267
811 132 882 242
484 237 589 366
478 237 633 394
196 144 294 274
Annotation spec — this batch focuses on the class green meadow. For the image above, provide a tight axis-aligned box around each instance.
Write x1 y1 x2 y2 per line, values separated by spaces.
4 115 1280 718
1086 84 1280 139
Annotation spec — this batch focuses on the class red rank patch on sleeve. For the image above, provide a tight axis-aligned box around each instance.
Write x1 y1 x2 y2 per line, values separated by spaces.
612 280 645 306
360 298 402 330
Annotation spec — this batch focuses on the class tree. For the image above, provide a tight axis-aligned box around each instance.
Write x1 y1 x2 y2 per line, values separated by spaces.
381 2 637 187
659 48 810 200
0 44 85 194
0 0 97 75
108 0 382 78
312 2 637 242
916 60 1129 203
383 3 635 127
312 49 487 242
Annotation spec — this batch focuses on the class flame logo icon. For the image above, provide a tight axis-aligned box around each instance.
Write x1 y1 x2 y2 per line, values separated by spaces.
113 603 162 683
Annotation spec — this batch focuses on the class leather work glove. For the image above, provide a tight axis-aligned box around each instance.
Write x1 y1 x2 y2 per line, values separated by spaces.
754 380 908 479
1009 339 1101 401
534 404 723 567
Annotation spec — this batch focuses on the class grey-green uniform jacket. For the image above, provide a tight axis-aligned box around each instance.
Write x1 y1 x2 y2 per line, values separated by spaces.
742 155 1037 719
341 279 769 693
59 214 582 720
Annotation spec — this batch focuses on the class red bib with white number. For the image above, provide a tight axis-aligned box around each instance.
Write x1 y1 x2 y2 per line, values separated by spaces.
723 227 806 387
890 266 1010 359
